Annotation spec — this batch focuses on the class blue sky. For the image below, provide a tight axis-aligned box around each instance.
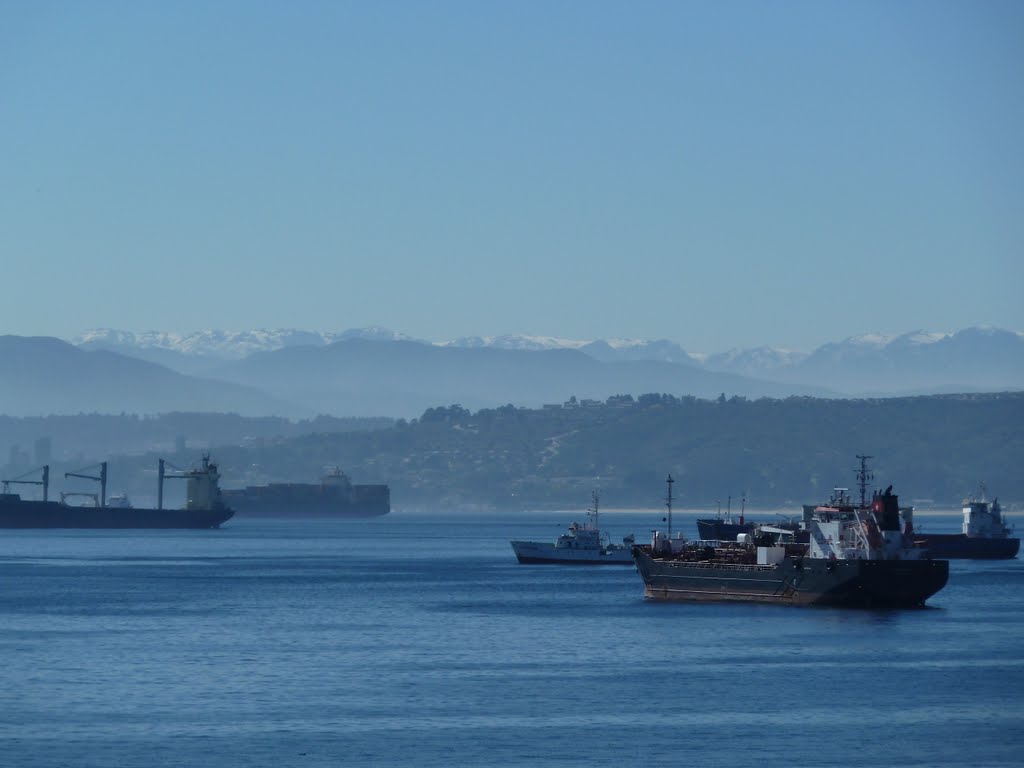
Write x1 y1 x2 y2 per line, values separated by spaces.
2 1 1021 352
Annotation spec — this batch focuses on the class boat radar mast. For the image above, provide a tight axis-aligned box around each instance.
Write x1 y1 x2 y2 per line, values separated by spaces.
856 454 874 509
665 474 674 539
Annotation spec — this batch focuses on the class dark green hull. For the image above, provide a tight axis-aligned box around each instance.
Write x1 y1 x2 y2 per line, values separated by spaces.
633 550 949 608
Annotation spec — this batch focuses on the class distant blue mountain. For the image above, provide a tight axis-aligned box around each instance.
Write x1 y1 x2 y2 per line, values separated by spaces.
729 328 1024 395
0 336 297 417
208 338 821 418
42 324 1024 418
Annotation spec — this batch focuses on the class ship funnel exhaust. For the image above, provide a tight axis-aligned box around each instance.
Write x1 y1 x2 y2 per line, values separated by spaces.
872 486 901 531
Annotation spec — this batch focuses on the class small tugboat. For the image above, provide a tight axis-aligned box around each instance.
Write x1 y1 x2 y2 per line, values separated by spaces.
633 457 949 608
510 491 635 564
911 486 1019 559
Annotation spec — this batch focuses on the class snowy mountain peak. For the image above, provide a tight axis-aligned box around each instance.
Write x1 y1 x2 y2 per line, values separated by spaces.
703 346 808 373
75 328 340 359
338 327 422 343
842 333 897 349
68 325 1023 398
442 334 589 351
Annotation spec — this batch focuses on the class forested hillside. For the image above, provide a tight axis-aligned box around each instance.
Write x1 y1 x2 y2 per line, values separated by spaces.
15 392 1016 512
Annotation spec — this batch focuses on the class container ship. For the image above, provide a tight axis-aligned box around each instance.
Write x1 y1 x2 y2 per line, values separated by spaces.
221 467 390 518
633 458 949 608
0 455 233 529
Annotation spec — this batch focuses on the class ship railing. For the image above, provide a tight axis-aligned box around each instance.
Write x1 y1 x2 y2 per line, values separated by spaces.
654 558 777 572
842 515 873 554
686 561 778 571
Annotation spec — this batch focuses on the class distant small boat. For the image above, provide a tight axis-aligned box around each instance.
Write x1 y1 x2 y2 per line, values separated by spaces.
510 491 635 564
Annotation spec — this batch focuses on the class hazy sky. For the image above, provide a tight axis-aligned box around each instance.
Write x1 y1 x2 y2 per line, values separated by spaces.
2 1 1022 352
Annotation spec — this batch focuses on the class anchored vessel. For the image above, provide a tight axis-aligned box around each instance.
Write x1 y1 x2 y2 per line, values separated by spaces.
221 467 390 518
0 456 233 529
911 489 1018 559
696 496 807 543
634 459 949 608
511 491 635 564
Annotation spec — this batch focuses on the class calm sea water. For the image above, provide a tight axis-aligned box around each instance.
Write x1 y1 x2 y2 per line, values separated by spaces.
1 511 1022 768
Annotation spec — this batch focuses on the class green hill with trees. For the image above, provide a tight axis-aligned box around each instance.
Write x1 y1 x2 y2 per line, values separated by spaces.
4 392 1021 512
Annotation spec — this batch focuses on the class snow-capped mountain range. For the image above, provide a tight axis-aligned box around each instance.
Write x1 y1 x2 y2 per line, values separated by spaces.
71 324 1024 400
74 326 420 360
2 325 1018 420
74 325 1023 370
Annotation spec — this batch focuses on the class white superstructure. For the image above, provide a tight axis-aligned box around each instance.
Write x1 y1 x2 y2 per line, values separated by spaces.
510 492 635 564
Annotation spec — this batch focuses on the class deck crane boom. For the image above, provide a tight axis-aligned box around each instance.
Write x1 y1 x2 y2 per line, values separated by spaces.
64 462 107 507
1 465 50 501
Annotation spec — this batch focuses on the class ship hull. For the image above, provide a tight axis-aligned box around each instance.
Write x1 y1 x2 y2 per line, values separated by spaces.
696 519 751 541
633 550 949 608
0 499 233 529
510 540 634 565
913 533 1019 559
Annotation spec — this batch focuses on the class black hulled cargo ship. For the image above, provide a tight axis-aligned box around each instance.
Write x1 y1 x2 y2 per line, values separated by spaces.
0 456 233 529
221 467 390 518
911 490 1019 559
695 498 808 543
695 496 752 541
634 459 949 608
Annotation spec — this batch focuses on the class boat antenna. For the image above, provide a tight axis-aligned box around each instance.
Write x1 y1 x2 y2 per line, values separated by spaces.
589 489 600 531
665 474 674 539
855 454 874 508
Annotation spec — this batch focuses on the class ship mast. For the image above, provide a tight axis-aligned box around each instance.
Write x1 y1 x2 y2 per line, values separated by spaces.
65 462 107 507
855 454 874 509
1 465 49 502
665 474 674 539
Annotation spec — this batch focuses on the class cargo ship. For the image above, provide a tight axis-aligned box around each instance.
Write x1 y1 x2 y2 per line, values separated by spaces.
510 491 635 564
633 458 949 608
221 467 390 517
696 496 808 543
0 455 233 529
695 496 750 540
911 489 1018 559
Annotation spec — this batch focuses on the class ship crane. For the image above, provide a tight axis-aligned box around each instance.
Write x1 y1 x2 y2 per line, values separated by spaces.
158 457 198 509
65 462 107 507
2 465 50 501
